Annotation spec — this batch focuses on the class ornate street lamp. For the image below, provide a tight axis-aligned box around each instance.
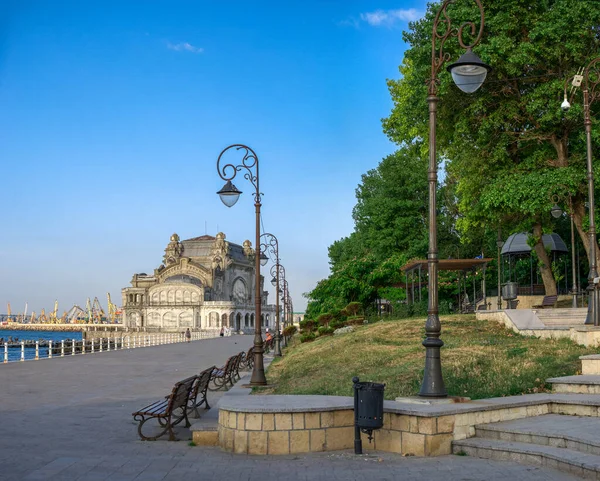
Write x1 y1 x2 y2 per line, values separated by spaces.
260 232 283 357
496 229 504 310
281 279 291 346
422 0 491 398
549 188 578 308
274 264 286 348
561 60 600 325
216 144 267 385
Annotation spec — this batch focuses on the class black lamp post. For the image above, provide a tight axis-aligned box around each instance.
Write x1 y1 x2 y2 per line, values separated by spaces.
421 0 491 398
496 229 504 310
275 266 287 347
260 232 283 357
550 189 578 308
561 59 600 325
216 144 267 385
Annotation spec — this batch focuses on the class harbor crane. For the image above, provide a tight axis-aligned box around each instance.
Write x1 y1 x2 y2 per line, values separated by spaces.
106 293 121 323
92 297 105 323
66 304 86 323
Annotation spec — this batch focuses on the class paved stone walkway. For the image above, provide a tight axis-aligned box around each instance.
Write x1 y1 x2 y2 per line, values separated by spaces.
0 337 581 480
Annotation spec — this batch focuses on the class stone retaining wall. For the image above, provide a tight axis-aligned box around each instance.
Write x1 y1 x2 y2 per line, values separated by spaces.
214 394 594 456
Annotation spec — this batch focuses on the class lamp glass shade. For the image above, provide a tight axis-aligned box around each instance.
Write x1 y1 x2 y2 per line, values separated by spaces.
551 204 563 219
496 240 504 249
217 180 242 208
447 50 491 93
260 252 269 266
271 276 277 287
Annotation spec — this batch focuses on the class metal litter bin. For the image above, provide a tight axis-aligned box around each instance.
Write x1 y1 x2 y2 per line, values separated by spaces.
353 377 385 454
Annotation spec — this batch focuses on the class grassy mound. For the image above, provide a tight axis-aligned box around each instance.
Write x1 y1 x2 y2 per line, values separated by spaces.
262 315 596 400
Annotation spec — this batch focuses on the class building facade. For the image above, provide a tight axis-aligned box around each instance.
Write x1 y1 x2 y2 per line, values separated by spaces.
121 232 277 332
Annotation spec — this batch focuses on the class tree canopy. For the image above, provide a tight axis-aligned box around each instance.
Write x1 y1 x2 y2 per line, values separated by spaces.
305 0 600 316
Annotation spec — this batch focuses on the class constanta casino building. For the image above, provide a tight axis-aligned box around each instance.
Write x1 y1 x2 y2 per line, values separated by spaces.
121 232 277 332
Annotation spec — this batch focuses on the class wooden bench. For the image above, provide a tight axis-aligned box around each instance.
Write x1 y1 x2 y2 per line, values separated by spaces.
242 346 254 370
533 295 558 309
188 366 215 418
209 355 238 391
132 376 196 441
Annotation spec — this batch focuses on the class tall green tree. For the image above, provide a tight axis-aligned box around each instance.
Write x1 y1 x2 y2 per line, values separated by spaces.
352 144 429 261
384 0 600 295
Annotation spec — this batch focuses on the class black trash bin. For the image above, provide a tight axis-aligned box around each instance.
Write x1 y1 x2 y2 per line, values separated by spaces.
353 376 385 454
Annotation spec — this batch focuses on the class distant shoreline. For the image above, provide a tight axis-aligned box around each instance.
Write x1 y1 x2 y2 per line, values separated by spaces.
0 323 121 332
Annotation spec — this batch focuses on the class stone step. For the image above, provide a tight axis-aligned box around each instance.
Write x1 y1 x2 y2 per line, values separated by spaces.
474 414 600 456
534 309 587 318
547 375 600 394
453 437 600 479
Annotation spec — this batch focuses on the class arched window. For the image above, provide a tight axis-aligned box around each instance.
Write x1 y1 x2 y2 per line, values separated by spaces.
245 313 249 327
232 278 247 303
221 313 228 327
209 311 219 327
250 313 255 327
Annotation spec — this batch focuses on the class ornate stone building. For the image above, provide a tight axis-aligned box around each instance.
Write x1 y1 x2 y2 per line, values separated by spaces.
121 233 277 331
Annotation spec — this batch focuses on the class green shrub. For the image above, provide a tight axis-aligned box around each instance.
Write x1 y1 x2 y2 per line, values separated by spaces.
299 319 316 332
317 326 335 337
346 316 365 326
283 325 297 337
329 319 347 330
300 333 316 343
317 312 333 327
345 302 362 317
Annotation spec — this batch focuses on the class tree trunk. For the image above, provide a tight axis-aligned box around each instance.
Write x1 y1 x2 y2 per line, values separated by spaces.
572 200 600 268
532 223 557 296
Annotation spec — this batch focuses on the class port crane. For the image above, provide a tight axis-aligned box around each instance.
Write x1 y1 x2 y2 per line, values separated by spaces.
66 304 86 323
92 297 105 323
106 293 122 323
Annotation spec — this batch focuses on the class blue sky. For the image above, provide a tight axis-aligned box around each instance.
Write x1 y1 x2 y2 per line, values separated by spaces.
0 0 426 315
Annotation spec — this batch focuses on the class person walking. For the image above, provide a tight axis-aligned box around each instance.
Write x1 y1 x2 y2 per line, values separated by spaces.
220 326 224 337
185 328 191 343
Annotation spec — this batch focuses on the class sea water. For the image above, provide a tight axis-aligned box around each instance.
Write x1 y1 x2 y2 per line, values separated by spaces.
0 330 83 362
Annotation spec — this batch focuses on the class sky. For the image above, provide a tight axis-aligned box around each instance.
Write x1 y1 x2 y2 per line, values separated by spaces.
0 0 427 316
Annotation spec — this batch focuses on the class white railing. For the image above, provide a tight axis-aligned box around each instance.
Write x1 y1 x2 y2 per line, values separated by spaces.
1 330 221 363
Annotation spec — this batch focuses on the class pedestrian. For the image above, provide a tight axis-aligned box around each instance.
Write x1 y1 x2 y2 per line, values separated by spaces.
220 326 224 337
185 328 191 343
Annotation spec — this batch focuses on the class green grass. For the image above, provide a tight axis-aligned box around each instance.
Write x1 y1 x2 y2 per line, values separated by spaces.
262 315 596 400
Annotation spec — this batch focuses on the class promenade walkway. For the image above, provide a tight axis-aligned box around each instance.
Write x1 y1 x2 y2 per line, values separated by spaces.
0 336 579 481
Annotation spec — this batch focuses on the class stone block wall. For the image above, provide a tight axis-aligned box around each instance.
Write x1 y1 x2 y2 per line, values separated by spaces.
217 403 553 456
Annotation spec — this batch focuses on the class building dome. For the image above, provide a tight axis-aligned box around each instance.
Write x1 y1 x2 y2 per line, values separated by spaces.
170 233 180 242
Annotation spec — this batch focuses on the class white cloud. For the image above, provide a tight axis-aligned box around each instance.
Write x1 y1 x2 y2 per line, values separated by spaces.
358 8 420 27
166 41 204 54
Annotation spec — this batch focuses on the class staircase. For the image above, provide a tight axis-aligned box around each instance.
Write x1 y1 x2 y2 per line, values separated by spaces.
453 414 600 478
453 357 600 479
535 308 588 326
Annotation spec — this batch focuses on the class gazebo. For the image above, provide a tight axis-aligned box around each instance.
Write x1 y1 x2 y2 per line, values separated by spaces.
501 233 569 295
400 258 493 312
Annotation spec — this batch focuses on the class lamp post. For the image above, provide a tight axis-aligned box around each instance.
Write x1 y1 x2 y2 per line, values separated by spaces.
216 144 267 385
561 59 600 325
282 279 291 343
421 0 491 398
260 232 283 357
550 189 578 308
280 277 288 346
276 267 287 347
496 229 504 310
